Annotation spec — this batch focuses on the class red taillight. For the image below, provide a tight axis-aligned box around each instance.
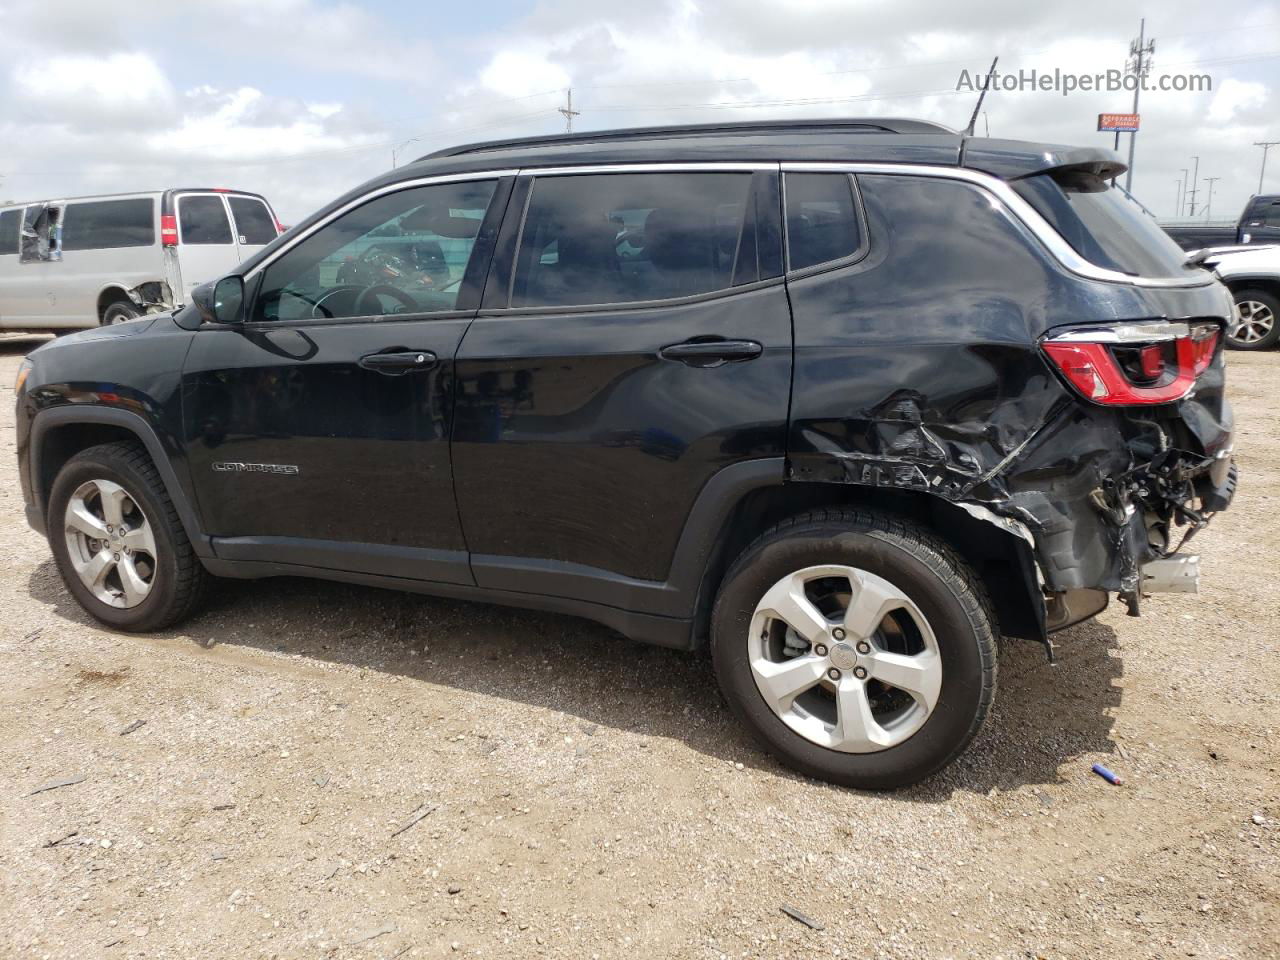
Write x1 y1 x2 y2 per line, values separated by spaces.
161 214 178 247
1190 328 1219 375
1041 321 1219 406
274 219 286 235
1138 344 1165 380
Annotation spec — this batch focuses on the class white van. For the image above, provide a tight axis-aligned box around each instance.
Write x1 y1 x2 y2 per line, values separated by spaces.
0 188 283 331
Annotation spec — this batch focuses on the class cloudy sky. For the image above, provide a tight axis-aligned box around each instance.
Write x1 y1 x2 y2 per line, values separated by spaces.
1 0 1276 224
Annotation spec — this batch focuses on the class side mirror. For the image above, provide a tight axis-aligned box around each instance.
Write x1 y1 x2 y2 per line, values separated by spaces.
193 276 245 324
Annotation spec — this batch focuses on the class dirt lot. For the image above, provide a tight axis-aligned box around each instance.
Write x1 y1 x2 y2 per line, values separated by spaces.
1 334 1276 960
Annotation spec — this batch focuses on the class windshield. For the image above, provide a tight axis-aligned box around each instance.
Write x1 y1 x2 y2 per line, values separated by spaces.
1013 171 1197 279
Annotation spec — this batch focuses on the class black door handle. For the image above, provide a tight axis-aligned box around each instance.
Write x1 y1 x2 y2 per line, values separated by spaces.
358 350 438 375
658 338 763 368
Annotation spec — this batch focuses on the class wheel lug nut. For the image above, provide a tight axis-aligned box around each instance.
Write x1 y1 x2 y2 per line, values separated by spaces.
831 627 846 641
113 553 120 562
854 666 868 680
856 641 871 654
814 644 828 657
827 667 841 681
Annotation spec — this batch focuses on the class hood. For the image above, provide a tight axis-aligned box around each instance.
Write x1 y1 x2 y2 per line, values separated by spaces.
1204 244 1280 279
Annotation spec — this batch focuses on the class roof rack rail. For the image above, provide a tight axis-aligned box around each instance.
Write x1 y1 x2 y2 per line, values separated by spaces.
417 117 957 162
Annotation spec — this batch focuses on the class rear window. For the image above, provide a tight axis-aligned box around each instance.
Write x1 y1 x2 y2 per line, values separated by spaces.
785 173 864 271
1013 172 1195 278
62 198 154 251
0 208 20 254
178 195 233 245
228 196 277 245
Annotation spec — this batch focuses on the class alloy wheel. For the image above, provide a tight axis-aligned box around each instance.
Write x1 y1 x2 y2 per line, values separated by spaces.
1231 300 1275 344
748 565 942 753
63 479 157 608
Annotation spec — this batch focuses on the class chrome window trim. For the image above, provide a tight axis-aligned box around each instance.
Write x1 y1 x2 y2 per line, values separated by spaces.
242 170 517 282
782 161 1215 289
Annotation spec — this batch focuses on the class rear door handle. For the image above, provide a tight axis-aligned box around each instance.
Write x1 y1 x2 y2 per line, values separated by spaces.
358 350 438 375
658 338 763 368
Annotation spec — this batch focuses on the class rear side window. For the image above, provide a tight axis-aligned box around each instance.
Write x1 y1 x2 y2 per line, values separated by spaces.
228 196 277 245
178 195 233 245
785 173 864 271
62 198 154 251
510 172 760 308
1013 172 1196 279
0 208 20 254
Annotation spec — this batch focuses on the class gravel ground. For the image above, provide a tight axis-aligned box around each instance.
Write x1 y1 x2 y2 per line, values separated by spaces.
1 334 1277 960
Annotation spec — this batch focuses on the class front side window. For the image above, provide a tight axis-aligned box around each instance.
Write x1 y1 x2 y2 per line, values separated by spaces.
510 172 758 308
254 179 497 322
178 195 233 245
0 208 21 255
19 204 61 263
228 196 278 245
785 173 864 271
62 198 155 251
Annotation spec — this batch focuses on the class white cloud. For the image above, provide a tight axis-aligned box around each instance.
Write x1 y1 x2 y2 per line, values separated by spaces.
480 51 573 98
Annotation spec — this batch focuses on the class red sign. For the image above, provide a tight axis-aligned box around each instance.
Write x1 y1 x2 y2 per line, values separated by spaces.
1098 113 1140 132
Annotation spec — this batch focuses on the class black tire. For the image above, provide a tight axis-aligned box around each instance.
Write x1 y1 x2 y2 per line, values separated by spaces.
101 299 142 326
47 442 208 631
1226 288 1280 350
710 508 997 790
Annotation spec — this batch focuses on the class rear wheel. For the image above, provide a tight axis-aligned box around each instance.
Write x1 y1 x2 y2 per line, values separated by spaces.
101 299 141 326
1227 288 1280 350
47 442 207 631
711 509 997 789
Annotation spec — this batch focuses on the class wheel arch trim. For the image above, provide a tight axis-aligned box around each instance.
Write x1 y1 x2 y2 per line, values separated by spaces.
28 405 213 558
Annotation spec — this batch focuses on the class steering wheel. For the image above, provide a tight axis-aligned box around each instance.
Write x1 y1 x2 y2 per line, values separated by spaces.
354 284 419 316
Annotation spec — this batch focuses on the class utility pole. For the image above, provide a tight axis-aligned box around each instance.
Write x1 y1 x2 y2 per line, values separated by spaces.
558 88 580 134
1204 177 1221 219
1187 155 1201 217
391 138 421 169
1179 168 1189 216
1124 18 1155 192
1256 141 1280 193
1175 177 1183 217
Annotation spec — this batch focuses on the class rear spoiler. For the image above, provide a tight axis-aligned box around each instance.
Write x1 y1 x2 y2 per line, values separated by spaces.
960 139 1127 182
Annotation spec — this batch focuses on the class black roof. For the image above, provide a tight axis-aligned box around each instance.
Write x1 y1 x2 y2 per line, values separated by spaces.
421 118 957 160
393 117 1123 184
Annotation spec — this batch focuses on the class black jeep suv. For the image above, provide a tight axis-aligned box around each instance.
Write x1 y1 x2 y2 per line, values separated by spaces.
15 119 1237 789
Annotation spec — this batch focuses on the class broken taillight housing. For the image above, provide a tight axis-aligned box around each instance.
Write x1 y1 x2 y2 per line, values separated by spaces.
1041 321 1220 405
160 215 178 247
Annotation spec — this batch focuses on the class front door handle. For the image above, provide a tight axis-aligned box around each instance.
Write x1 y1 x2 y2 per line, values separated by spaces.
658 338 763 368
358 350 438 375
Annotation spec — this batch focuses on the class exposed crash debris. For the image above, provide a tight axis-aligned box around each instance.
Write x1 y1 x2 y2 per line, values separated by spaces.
125 281 173 314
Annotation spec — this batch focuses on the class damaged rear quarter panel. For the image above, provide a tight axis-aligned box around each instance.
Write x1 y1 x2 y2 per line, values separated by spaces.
786 173 1235 600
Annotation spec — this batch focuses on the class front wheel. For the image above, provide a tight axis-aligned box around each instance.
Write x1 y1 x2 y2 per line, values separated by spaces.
711 509 997 790
1227 288 1280 350
47 442 207 631
101 299 142 326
